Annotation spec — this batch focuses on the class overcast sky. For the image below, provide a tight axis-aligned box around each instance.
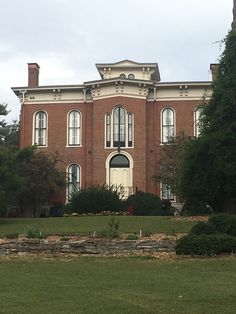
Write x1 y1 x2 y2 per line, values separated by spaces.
0 0 234 121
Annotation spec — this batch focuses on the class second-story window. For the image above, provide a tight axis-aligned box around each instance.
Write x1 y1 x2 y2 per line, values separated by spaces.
113 107 125 147
105 106 133 148
68 110 81 146
161 108 175 143
34 111 47 146
194 107 203 137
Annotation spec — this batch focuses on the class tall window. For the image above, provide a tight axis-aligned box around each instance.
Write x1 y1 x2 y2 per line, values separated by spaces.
68 110 81 146
105 107 133 148
106 114 111 147
161 183 174 201
34 111 47 146
194 107 203 137
113 107 125 147
67 164 80 199
162 108 175 143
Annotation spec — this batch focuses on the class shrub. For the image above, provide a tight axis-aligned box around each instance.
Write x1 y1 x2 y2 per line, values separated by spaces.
175 234 236 256
49 202 66 217
5 233 19 239
100 217 120 238
189 221 217 235
181 201 213 216
126 233 139 240
26 227 46 239
208 214 236 236
69 185 125 214
126 191 164 216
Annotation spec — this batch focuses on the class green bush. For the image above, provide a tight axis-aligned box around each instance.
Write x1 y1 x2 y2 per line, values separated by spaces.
208 214 236 236
126 191 166 216
175 234 236 256
5 233 19 239
69 185 125 214
100 217 120 238
189 221 217 235
181 201 213 216
26 227 46 239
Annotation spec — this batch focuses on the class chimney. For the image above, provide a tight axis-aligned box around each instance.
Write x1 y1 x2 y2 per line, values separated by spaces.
210 63 219 81
28 63 40 87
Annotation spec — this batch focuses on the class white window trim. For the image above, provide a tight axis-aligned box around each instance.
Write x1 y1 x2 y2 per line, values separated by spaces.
104 106 134 149
105 151 133 186
66 163 81 202
160 182 176 202
160 107 176 144
32 110 48 147
66 110 82 147
194 107 203 138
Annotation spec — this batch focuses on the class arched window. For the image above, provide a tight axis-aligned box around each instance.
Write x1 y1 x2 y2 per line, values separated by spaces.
68 110 81 146
128 73 135 79
34 111 47 146
106 114 111 147
119 73 126 78
194 107 203 137
161 108 175 143
105 107 133 148
67 164 80 199
110 154 130 168
113 107 125 147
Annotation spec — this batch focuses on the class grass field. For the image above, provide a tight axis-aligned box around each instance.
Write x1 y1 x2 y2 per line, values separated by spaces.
0 256 235 314
0 216 201 237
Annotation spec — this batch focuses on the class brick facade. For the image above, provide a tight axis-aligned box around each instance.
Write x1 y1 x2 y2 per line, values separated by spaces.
12 60 212 203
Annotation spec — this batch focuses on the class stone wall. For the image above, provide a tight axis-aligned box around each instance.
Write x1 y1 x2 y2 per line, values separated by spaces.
0 238 176 256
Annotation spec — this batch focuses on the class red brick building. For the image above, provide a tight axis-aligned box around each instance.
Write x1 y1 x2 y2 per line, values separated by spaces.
12 60 212 203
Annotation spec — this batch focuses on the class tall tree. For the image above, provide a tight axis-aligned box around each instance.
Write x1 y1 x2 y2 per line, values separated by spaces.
179 29 236 212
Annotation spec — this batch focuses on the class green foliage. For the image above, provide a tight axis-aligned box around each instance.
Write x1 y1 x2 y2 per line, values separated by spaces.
5 233 19 239
26 227 46 239
69 185 125 214
189 221 217 235
154 133 191 199
126 191 167 216
126 233 139 240
175 234 236 256
176 214 236 255
100 216 120 238
180 31 236 212
208 214 236 236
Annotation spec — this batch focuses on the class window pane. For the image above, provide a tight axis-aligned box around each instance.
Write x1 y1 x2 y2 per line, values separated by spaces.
35 111 46 146
68 111 80 145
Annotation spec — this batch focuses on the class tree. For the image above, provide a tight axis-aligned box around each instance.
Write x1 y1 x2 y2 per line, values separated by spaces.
0 103 19 147
179 30 236 212
153 133 190 201
15 147 66 217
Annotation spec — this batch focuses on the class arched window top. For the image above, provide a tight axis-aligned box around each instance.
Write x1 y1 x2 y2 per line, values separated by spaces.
110 154 130 168
128 73 135 79
162 108 174 125
68 110 81 146
119 73 126 78
34 111 47 146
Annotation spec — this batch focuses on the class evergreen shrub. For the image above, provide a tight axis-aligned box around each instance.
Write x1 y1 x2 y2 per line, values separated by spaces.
175 234 236 256
69 185 125 214
126 191 169 216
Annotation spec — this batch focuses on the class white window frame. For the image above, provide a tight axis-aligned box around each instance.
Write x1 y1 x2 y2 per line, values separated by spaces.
160 182 175 201
194 107 203 138
67 110 82 147
33 110 48 146
160 107 175 144
67 164 81 201
105 106 134 149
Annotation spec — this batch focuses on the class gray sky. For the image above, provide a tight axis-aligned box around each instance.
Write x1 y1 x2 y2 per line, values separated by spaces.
0 0 233 121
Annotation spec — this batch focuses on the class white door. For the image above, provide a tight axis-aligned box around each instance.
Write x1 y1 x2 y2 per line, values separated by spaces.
109 155 132 198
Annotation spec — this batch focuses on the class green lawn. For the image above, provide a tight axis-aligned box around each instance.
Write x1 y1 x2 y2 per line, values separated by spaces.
0 216 200 236
0 257 235 314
